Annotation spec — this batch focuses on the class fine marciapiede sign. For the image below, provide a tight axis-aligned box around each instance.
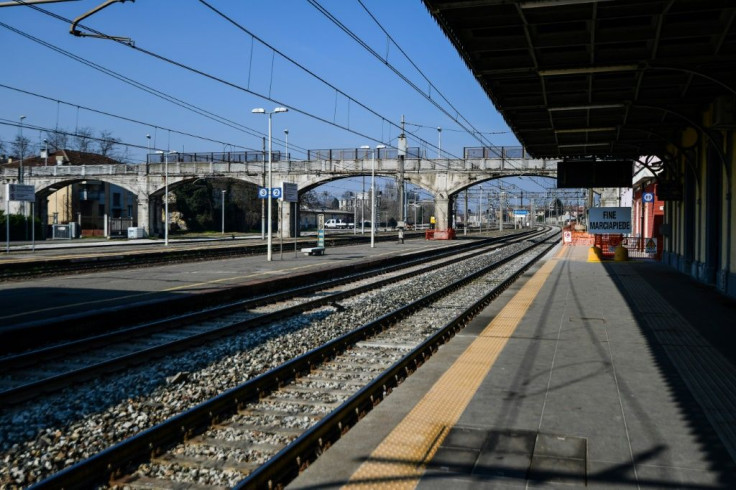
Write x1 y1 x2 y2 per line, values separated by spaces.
588 207 632 234
5 184 36 202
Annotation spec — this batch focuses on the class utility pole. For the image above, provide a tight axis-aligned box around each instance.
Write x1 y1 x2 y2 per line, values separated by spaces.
464 190 468 235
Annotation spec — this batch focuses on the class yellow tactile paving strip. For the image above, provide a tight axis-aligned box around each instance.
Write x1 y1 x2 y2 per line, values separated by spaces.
342 248 563 489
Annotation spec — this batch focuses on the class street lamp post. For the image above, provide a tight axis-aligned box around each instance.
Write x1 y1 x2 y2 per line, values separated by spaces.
361 144 386 248
437 127 442 158
284 129 289 162
44 139 48 167
19 115 26 183
252 107 288 261
221 190 226 234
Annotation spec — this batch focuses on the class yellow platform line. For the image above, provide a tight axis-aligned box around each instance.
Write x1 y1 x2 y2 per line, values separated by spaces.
342 251 561 489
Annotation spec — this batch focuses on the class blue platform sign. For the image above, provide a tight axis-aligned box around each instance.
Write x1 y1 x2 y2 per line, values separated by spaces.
258 187 282 199
643 192 654 203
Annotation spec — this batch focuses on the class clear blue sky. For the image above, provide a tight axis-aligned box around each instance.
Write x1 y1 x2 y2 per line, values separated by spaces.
1 0 555 201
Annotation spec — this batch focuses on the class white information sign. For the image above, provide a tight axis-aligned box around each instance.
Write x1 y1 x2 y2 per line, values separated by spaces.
588 207 632 234
5 184 36 202
281 182 298 203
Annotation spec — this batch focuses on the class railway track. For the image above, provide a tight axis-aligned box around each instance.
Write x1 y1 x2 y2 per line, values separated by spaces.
0 232 421 282
0 231 537 406
11 227 558 489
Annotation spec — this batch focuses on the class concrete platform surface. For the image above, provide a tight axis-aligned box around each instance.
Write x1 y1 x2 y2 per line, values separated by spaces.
288 244 736 489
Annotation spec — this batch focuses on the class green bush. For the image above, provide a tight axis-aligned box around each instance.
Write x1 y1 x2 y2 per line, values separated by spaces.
0 211 43 241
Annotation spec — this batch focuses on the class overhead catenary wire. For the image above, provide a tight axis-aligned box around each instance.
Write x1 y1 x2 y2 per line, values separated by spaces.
7 0 552 195
0 83 268 154
0 20 299 153
5 2 403 160
308 0 519 163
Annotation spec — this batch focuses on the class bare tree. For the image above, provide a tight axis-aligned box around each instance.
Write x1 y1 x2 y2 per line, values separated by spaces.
74 127 94 153
11 135 31 160
300 190 321 210
98 130 119 157
45 130 69 152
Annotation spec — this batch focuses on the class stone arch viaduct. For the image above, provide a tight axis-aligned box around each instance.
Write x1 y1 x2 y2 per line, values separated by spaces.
5 153 554 236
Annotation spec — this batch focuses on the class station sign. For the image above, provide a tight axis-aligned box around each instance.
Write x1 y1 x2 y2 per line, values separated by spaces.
588 207 631 234
281 182 298 203
513 209 528 216
5 184 36 202
643 192 654 203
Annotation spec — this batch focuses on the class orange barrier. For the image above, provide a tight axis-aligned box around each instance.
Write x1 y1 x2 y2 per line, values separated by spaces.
561 227 594 247
425 229 456 240
594 234 624 258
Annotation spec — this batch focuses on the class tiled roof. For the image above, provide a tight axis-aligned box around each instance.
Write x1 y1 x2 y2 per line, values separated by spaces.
2 149 122 168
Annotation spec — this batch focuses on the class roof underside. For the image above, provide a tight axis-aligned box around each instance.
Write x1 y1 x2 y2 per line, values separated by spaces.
423 0 736 160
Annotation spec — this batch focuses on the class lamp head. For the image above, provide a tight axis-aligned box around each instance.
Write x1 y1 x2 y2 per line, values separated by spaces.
252 108 266 114
376 144 386 149
360 145 370 149
274 107 288 113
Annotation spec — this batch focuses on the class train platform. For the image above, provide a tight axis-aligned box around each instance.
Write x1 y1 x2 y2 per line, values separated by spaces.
0 234 459 331
288 243 736 489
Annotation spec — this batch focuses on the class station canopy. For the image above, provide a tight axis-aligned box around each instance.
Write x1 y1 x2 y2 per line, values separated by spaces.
422 0 736 161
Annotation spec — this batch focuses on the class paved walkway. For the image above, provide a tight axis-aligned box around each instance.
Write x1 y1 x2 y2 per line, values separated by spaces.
289 244 736 489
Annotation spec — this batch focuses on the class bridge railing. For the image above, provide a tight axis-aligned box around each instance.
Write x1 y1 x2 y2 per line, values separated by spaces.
2 164 143 179
145 151 284 164
2 150 555 182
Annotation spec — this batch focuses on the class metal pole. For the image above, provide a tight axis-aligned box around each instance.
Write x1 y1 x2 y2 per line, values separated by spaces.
284 129 289 163
19 116 25 184
261 137 265 240
267 113 273 261
31 202 35 251
279 200 283 260
5 195 9 253
464 190 468 235
164 152 169 246
371 149 375 248
221 190 226 234
361 163 365 235
479 187 483 234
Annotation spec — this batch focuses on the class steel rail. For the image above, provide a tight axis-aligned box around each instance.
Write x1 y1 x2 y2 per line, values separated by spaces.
242 235 559 489
29 230 556 489
1 232 541 405
1 232 483 352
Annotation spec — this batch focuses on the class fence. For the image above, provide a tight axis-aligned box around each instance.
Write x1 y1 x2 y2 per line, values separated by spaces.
562 228 661 260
